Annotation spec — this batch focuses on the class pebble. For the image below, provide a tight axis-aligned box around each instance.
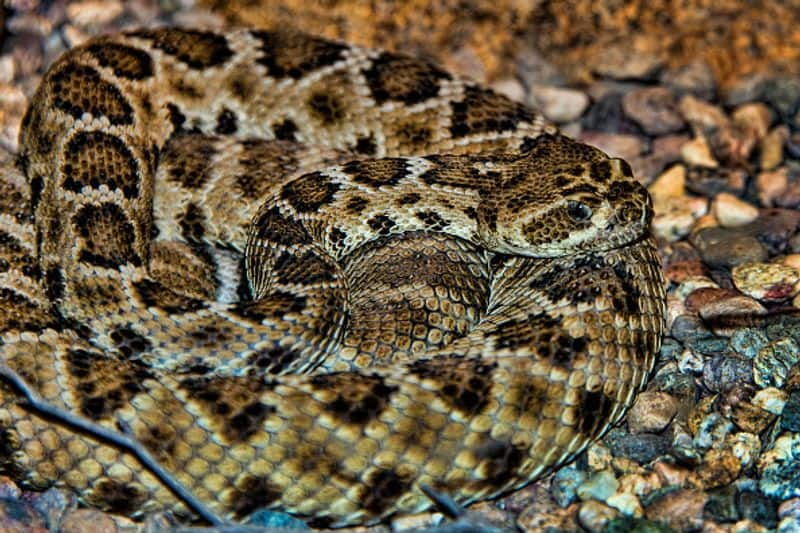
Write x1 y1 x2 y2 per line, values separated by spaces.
760 125 789 170
551 466 586 507
732 262 800 302
490 78 526 104
726 394 775 434
65 1 124 28
577 500 620 533
702 354 753 393
0 498 48 532
731 102 773 142
781 389 800 433
581 92 642 134
758 433 800 499
578 131 645 161
576 470 619 502
681 136 718 167
756 168 789 207
604 428 671 464
648 164 685 200
592 45 664 81
0 84 28 152
60 508 138 533
677 347 704 374
606 492 644 518
753 337 800 388
752 387 788 415
691 227 768 269
622 87 685 135
712 192 759 227
743 208 800 255
645 488 708 532
652 196 707 242
689 289 766 324
529 84 589 123
660 60 717 100
679 94 729 133
738 488 779 529
760 77 800 121
627 391 679 434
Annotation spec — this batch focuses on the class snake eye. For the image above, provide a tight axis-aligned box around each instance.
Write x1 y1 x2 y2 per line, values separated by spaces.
567 200 593 222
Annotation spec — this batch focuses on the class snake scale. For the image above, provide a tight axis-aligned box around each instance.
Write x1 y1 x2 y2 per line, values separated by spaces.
0 28 666 527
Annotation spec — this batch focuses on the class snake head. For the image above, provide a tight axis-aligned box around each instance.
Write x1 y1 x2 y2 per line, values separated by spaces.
477 134 653 257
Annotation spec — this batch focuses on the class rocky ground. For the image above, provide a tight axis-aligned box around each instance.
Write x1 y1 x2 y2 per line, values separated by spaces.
1 1 800 532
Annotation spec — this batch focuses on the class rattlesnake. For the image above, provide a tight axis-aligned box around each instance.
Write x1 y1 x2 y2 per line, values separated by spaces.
0 28 666 527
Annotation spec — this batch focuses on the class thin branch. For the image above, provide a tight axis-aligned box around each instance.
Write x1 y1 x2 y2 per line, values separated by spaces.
0 364 226 526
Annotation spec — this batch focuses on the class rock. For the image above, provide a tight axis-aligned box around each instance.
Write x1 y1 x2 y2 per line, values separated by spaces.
677 347 704 375
742 208 800 255
606 492 644 517
627 392 679 434
517 483 580 532
660 60 716 100
603 516 675 533
578 500 620 533
551 466 586 507
787 131 800 159
0 84 28 152
582 92 642 134
645 488 708 531
604 428 671 464
578 131 645 161
712 192 759 227
529 84 589 122
760 125 789 171
491 78 526 103
622 87 685 135
781 388 800 432
758 433 800 499
756 168 789 207
738 489 779 529
632 134 689 183
691 227 768 270
60 508 139 533
679 94 729 133
725 393 775 434
681 136 718 168
66 0 125 28
753 337 800 388
730 328 770 359
245 509 311 529
0 498 47 533
592 45 664 81
760 77 800 122
586 442 613 472
685 166 747 197
703 354 753 393
732 262 800 302
752 387 788 415
686 288 766 324
648 164 685 201
732 103 773 142
576 470 619 502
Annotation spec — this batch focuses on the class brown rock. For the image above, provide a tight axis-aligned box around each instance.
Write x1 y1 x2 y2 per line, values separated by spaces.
645 488 708 531
622 87 685 135
627 391 679 434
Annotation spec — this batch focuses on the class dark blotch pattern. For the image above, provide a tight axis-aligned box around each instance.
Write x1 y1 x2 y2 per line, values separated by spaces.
308 91 345 124
51 64 133 125
73 202 140 268
86 42 153 80
360 468 414 515
62 131 139 198
133 278 206 314
109 326 152 358
342 158 408 188
310 372 398 424
280 171 340 213
274 250 337 285
415 210 449 230
272 118 298 141
354 135 377 155
251 30 348 79
89 479 148 515
577 388 615 438
129 28 233 69
450 86 534 138
227 475 283 518
366 214 396 236
363 51 451 105
233 290 306 322
215 108 238 134
251 206 312 246
474 437 527 487
178 202 206 244
163 134 217 190
409 356 497 416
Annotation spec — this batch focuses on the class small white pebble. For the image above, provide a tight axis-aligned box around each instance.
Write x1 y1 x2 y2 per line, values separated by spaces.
681 136 718 168
712 192 759 227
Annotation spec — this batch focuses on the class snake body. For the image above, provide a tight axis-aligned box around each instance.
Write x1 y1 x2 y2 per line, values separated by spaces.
0 28 665 526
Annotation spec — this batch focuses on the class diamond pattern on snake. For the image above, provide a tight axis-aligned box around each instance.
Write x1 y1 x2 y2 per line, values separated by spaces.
0 28 665 527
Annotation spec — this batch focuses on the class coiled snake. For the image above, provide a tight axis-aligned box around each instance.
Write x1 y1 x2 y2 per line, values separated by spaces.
0 28 665 527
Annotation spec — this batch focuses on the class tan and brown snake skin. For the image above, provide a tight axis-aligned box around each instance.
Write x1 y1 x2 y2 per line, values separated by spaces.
0 28 665 527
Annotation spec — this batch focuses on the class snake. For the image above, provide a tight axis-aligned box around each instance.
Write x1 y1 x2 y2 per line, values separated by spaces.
0 27 666 527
